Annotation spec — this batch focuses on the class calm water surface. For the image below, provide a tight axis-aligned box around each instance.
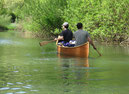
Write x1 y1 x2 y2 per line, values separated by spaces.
0 31 129 94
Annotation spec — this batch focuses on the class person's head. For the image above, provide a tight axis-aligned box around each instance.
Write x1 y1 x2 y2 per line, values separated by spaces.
76 23 83 29
62 22 69 29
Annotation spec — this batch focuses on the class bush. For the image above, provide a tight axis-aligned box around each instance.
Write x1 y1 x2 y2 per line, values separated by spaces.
0 15 11 29
63 0 129 41
0 0 128 41
22 0 67 33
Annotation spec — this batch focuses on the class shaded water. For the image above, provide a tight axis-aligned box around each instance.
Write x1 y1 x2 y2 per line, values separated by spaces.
0 31 129 94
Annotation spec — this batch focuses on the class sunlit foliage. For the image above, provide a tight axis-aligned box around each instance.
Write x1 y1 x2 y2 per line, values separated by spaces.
0 0 128 41
63 0 129 41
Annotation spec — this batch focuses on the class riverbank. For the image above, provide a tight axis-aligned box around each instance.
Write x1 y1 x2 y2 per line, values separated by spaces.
1 23 129 46
0 26 8 31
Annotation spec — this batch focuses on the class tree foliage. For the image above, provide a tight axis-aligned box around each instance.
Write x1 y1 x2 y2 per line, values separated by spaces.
0 0 129 41
21 0 67 33
0 0 11 29
63 0 129 41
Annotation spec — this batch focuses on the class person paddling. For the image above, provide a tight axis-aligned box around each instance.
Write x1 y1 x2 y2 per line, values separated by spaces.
74 23 96 49
55 22 73 46
40 22 73 46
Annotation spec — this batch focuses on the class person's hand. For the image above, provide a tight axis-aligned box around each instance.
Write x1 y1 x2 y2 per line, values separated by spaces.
54 38 58 41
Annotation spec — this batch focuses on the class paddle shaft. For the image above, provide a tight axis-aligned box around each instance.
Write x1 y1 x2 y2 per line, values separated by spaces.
95 49 102 56
39 40 55 46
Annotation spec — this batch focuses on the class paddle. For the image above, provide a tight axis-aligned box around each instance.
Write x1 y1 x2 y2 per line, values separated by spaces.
95 49 102 56
39 40 55 46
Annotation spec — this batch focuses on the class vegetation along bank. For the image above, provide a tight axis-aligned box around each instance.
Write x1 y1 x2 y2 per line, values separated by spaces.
0 0 129 44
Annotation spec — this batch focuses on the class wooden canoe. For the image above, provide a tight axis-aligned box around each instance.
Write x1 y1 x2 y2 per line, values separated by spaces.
57 42 89 58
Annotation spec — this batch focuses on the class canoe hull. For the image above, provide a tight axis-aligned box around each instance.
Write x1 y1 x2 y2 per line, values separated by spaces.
57 42 89 58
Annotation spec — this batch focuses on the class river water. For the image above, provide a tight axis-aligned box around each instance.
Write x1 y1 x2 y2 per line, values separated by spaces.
0 31 129 94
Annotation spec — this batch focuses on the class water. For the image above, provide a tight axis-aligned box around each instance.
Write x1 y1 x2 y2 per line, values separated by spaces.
0 31 129 94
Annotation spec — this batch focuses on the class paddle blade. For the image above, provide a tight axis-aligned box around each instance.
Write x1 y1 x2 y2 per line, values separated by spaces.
39 40 55 46
39 41 50 46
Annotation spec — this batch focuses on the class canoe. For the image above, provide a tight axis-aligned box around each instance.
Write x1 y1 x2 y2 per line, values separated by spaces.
57 42 89 58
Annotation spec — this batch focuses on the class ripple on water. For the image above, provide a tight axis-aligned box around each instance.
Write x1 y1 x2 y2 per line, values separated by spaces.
30 90 38 92
13 71 19 73
25 53 31 56
34 57 58 61
11 87 21 90
7 82 14 85
25 80 32 82
16 82 23 85
33 69 39 72
6 93 14 94
24 75 31 77
15 91 27 94
0 87 10 90
0 39 22 45
22 85 32 89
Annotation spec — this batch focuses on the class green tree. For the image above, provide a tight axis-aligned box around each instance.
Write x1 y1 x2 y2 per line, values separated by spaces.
63 0 129 41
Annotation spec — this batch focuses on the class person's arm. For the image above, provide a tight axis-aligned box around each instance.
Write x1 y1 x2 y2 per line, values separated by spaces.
54 35 64 41
88 35 102 56
88 37 96 50
54 30 64 41
58 35 64 40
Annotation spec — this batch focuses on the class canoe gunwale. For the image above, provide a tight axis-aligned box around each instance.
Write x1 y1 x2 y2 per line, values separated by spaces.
56 42 89 49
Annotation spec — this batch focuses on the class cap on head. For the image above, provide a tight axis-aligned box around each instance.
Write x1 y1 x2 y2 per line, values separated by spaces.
62 22 68 26
62 22 69 28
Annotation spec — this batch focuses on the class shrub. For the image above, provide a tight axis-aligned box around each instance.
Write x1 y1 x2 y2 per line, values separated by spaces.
63 0 129 41
0 15 11 29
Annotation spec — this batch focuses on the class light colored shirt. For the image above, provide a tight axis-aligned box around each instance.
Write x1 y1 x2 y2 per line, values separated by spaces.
73 30 90 46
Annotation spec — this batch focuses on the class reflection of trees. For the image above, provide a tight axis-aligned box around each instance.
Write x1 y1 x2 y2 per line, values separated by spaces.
0 35 29 89
58 54 89 93
0 36 6 87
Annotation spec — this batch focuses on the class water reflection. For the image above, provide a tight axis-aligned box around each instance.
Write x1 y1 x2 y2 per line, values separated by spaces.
11 87 21 90
74 58 89 81
0 32 129 94
58 54 89 93
0 87 10 90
